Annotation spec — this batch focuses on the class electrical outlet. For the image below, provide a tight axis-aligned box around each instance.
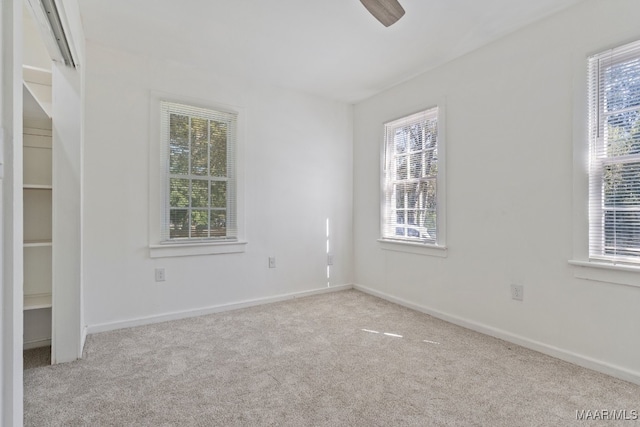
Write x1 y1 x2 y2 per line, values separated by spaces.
511 284 524 301
155 268 166 282
268 257 276 268
327 254 334 266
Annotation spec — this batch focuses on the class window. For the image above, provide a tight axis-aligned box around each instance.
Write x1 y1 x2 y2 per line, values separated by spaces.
588 40 640 263
160 101 237 242
382 107 442 245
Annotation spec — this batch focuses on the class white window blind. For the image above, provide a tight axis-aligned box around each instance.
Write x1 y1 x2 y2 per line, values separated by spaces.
588 40 640 262
160 101 237 242
382 107 439 244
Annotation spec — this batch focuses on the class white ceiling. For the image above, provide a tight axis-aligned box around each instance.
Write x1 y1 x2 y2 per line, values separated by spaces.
78 0 585 103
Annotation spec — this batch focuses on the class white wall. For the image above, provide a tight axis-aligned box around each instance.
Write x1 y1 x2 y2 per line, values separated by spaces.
82 42 353 329
354 0 640 381
22 4 50 72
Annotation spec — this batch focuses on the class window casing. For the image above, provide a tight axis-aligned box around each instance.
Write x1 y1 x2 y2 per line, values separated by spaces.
588 40 640 263
160 101 237 242
382 107 440 245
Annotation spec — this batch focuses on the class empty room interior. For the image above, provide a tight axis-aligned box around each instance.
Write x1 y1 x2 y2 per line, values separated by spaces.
3 0 640 425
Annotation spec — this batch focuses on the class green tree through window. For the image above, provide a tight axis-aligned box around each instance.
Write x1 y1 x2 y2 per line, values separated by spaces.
162 101 237 241
589 41 640 261
382 108 439 244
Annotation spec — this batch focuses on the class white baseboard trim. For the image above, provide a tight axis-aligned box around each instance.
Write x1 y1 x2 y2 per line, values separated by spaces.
353 284 640 386
80 325 88 358
86 284 353 335
24 338 51 351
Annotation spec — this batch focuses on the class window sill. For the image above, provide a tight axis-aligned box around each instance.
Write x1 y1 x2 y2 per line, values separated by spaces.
149 240 247 258
569 259 640 288
378 239 447 257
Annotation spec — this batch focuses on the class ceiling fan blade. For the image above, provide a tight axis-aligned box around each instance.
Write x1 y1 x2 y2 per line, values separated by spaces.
360 0 405 27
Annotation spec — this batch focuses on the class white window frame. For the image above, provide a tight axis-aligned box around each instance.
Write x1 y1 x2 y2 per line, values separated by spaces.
587 40 640 264
378 105 447 257
148 92 246 258
570 39 640 287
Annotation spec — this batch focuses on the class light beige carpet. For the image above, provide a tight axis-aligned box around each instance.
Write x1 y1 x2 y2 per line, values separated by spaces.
24 346 51 370
24 290 640 426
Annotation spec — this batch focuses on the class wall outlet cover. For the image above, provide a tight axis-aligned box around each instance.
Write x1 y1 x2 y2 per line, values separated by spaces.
511 284 524 301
